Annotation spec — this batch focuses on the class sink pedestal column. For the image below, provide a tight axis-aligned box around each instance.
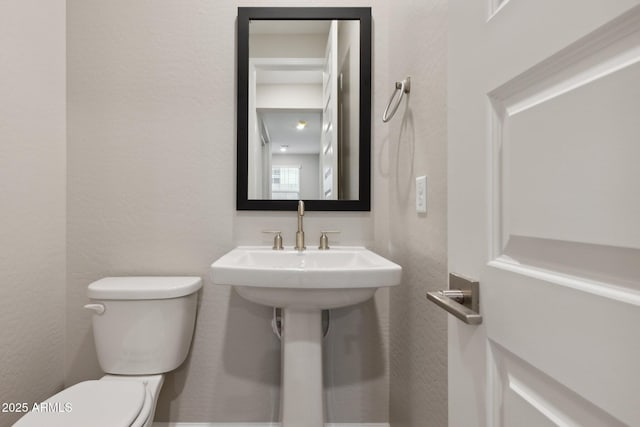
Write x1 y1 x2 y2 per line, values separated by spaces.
281 307 324 427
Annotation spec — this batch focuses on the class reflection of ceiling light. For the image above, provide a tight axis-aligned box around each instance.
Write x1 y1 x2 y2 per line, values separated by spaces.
296 120 307 130
280 145 288 152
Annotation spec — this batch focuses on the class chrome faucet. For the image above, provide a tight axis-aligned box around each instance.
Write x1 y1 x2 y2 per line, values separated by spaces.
294 200 306 251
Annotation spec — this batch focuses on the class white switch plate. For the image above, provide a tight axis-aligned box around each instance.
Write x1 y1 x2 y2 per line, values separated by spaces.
416 176 427 213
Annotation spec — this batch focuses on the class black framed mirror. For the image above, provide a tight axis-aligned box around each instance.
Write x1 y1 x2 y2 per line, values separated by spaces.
237 7 371 211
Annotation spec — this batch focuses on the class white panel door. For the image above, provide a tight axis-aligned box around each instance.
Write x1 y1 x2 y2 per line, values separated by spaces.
448 1 640 426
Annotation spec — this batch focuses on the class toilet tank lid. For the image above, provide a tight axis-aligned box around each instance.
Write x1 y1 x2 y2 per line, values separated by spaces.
88 276 202 300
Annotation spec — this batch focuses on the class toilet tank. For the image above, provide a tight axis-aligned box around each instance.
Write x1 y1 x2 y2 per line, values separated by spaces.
86 277 202 375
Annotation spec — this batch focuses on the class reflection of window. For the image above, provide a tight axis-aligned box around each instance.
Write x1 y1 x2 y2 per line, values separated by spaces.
272 166 300 199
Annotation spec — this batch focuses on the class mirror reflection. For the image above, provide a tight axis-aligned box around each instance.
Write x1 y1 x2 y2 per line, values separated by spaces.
248 20 360 201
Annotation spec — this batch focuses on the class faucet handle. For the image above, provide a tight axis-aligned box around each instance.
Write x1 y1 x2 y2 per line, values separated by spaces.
318 231 340 250
262 230 284 250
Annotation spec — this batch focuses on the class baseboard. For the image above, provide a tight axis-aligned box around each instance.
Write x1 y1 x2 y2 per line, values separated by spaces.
152 423 389 427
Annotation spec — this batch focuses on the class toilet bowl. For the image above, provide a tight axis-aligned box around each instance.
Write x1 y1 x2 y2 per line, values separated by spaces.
14 375 163 427
13 276 202 427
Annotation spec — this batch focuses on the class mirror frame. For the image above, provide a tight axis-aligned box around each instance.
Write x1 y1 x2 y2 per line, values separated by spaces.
237 7 372 211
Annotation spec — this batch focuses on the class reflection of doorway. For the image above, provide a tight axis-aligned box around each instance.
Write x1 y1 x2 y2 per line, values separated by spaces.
248 57 324 199
258 109 322 199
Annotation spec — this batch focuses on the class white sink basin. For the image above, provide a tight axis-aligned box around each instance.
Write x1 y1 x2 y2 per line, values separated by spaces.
211 246 402 309
210 245 401 427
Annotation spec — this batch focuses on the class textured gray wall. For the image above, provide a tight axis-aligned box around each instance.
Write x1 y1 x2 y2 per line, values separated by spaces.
0 1 449 425
0 1 66 426
66 0 391 423
375 1 449 426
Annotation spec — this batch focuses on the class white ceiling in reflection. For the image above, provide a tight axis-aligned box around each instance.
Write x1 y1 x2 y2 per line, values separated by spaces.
258 110 322 154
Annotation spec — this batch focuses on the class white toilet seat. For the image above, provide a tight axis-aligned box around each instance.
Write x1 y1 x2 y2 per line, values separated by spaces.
13 380 150 427
129 382 153 427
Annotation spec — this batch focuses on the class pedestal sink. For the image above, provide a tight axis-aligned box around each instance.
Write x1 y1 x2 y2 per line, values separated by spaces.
211 246 401 427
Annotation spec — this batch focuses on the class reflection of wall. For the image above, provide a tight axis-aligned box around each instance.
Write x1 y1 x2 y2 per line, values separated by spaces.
272 154 320 199
248 105 263 199
0 2 66 426
256 84 322 109
338 20 360 199
250 34 325 58
377 1 449 426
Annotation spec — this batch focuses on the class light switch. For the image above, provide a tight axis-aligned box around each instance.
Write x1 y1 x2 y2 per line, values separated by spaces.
416 176 427 213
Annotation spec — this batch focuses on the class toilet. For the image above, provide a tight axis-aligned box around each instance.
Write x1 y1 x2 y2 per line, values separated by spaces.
14 276 202 427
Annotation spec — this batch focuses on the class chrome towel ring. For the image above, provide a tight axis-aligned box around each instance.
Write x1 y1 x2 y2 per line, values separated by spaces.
382 77 411 123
